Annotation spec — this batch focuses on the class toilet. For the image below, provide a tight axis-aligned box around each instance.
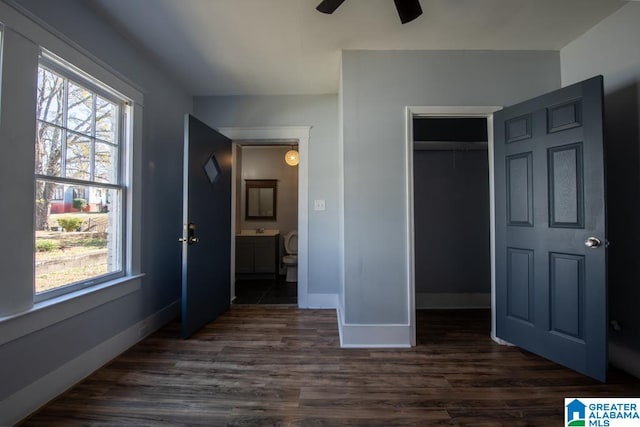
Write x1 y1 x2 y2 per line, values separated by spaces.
282 230 298 282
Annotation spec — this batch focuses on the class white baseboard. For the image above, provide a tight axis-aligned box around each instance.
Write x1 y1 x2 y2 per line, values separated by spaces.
306 293 338 309
337 305 411 348
491 331 515 346
0 300 180 426
610 341 640 380
416 292 491 309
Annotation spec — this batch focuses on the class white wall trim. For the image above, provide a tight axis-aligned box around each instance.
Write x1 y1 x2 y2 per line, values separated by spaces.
0 299 180 427
405 106 502 346
404 108 416 346
338 61 346 317
216 126 311 308
491 333 514 346
337 306 412 348
0 275 143 346
416 293 491 309
230 143 238 303
307 293 338 309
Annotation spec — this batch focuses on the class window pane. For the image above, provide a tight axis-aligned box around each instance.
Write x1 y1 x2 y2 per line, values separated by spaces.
35 181 122 294
96 96 118 143
36 68 64 125
66 132 91 180
35 121 63 177
67 81 94 135
95 142 118 184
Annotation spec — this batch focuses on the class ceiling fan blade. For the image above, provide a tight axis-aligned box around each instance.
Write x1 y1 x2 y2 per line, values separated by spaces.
393 0 423 24
316 0 346 14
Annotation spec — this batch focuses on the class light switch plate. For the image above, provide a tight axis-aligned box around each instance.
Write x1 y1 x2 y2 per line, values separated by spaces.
314 199 326 211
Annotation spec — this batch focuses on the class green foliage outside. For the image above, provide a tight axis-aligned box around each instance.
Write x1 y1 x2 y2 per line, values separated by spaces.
36 240 60 252
73 198 88 211
57 217 84 232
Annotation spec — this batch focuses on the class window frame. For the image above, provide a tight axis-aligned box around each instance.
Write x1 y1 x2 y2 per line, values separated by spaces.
34 51 131 302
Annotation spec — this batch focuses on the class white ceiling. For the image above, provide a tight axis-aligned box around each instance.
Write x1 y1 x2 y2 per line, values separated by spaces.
88 0 626 96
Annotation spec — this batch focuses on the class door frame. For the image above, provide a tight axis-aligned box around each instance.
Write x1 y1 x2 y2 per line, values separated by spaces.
405 106 503 346
217 126 311 308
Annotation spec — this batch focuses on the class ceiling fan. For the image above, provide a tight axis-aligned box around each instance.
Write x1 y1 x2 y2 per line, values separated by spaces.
316 0 423 24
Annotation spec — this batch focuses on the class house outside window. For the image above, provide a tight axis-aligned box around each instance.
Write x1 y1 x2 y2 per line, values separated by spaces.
34 52 129 299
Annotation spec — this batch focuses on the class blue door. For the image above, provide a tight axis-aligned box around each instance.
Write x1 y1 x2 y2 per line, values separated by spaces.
181 114 232 338
494 76 607 381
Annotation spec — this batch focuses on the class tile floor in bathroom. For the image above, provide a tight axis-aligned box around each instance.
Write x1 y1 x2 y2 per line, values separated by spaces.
234 276 297 304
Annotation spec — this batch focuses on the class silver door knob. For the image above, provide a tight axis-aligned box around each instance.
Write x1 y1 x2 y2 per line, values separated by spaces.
584 237 601 248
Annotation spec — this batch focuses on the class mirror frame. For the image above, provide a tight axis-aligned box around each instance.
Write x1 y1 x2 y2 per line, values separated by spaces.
245 179 277 221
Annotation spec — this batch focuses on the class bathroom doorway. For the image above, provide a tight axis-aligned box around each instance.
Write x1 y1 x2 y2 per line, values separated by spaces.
233 144 298 304
406 107 501 344
217 126 311 307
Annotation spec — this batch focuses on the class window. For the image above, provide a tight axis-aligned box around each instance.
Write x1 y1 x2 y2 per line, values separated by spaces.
34 52 128 299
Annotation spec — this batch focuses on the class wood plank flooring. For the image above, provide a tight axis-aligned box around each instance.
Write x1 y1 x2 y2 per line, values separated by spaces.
22 307 640 426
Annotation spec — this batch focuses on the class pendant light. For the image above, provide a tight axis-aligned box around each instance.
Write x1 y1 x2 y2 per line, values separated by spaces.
285 146 299 166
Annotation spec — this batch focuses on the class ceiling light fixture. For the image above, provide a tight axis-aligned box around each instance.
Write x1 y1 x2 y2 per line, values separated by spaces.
285 147 299 166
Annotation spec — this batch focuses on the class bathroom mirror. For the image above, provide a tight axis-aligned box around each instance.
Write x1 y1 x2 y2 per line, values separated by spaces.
245 180 277 221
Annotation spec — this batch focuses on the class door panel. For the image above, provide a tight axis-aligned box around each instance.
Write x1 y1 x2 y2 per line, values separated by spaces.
548 143 584 227
181 114 232 338
494 76 607 381
506 152 533 226
506 247 534 324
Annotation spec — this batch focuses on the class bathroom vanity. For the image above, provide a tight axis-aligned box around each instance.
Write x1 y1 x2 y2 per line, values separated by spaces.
235 230 280 278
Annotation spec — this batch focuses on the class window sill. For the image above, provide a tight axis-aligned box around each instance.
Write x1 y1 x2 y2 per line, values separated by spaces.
0 274 144 346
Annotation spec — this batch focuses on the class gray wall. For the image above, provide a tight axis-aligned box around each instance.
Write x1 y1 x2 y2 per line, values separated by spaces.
194 95 340 295
239 145 298 236
561 2 640 377
341 50 560 324
1 0 191 401
413 149 490 294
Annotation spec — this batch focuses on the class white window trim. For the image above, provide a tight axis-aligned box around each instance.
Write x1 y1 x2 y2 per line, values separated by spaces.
0 274 144 346
34 53 129 301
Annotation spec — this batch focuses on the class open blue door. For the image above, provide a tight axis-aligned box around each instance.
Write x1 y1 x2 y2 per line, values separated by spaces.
181 114 232 338
494 76 607 381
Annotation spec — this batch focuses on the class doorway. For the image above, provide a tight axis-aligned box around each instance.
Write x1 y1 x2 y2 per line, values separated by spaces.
413 117 491 309
217 126 311 308
405 107 501 345
233 144 298 304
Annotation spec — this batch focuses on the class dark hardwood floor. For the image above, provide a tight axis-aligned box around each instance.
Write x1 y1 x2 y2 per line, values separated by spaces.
234 277 297 304
23 308 640 426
